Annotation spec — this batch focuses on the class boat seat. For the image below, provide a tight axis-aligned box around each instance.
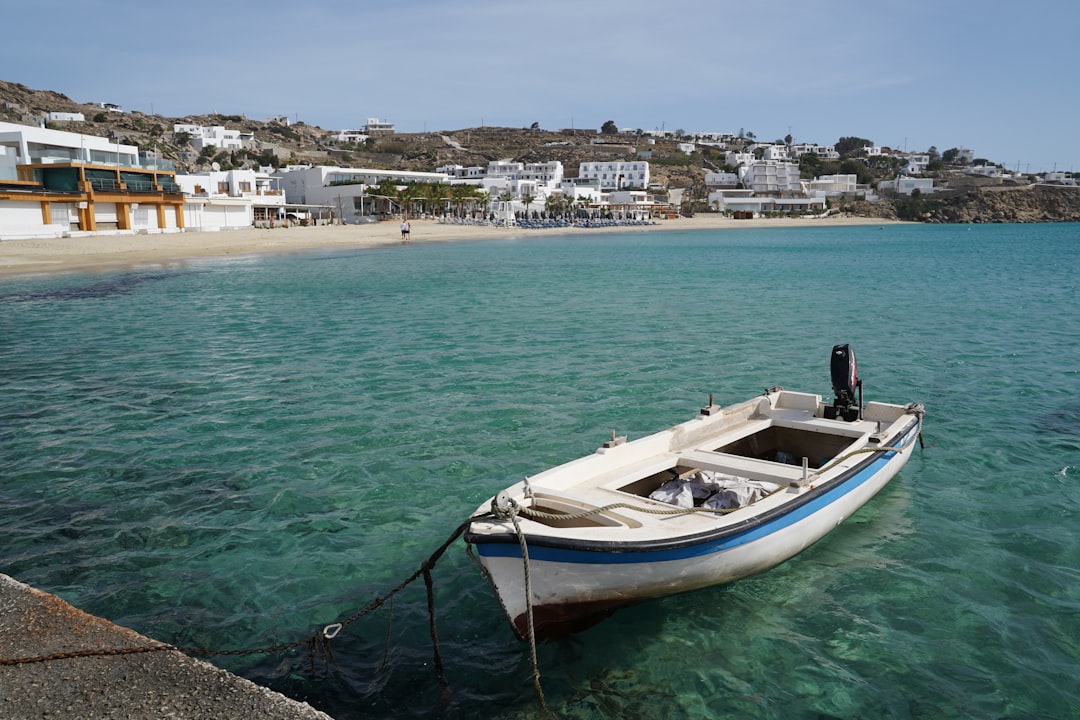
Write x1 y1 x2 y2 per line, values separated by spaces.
677 449 806 484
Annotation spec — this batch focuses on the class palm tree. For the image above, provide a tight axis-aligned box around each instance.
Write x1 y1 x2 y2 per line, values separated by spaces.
424 182 450 217
395 183 421 219
544 194 564 216
474 190 490 218
521 192 535 219
450 184 476 217
371 178 399 216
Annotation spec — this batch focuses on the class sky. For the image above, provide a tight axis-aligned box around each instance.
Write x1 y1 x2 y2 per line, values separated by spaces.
3 0 1077 173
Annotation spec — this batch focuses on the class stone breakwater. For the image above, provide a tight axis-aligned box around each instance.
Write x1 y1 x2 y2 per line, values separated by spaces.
0 574 333 720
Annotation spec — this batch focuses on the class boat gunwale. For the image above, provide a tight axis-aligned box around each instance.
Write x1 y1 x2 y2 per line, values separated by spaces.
464 415 920 555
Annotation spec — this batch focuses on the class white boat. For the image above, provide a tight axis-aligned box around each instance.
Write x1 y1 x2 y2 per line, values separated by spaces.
465 345 924 639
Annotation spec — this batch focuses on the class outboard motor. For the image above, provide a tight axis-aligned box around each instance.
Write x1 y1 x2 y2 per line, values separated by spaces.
825 344 862 421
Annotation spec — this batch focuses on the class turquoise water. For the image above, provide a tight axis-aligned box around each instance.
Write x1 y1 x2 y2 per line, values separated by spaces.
2 223 1078 719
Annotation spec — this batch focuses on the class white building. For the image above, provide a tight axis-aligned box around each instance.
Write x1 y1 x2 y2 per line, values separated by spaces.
807 174 859 196
790 143 840 161
725 151 754 167
877 176 934 195
577 161 650 190
900 154 931 175
739 160 802 194
688 131 735 146
559 178 603 204
704 171 740 187
479 160 565 201
173 124 244 150
363 118 395 135
331 129 370 143
174 168 286 229
605 190 656 219
1043 171 1076 186
47 112 85 123
761 145 790 162
517 160 563 187
965 165 1004 178
706 188 826 216
88 102 123 113
274 165 450 223
0 120 140 171
436 164 487 180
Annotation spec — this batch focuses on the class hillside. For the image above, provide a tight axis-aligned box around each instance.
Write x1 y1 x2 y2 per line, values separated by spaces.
4 79 1079 223
0 79 706 187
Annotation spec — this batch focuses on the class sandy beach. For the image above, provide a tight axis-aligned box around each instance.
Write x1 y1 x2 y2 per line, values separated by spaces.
0 215 902 279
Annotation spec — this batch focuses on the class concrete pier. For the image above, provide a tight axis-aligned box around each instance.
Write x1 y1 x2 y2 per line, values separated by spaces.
0 574 333 719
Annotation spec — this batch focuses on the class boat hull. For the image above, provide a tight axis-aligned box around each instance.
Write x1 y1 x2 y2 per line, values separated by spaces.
470 413 920 639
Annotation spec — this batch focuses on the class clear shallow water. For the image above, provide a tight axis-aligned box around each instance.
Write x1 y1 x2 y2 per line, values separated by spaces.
2 223 1078 719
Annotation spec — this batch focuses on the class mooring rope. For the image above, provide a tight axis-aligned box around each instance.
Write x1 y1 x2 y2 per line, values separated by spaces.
0 518 473 677
2 401 927 720
505 504 550 714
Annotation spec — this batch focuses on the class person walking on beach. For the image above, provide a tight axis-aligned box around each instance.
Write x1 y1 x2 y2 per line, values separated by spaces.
400 219 410 241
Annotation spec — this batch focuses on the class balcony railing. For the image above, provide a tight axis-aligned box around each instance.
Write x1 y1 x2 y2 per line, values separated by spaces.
89 178 120 191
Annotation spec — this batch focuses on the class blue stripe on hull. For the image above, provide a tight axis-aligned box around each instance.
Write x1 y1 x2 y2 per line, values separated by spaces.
476 448 902 565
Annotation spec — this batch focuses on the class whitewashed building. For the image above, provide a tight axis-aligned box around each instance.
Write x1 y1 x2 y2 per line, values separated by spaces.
900 154 931 175
480 160 565 201
173 124 244 150
330 129 369 143
725 151 754 167
274 165 450 223
688 131 736 146
877 176 935 195
577 161 650 190
436 164 487 180
761 145 790 162
807 174 859 196
707 189 826 215
790 143 840 161
363 118 395 135
704 171 740 188
1042 171 1075 185
559 178 603 204
739 160 802 194
175 168 286 229
47 112 85 123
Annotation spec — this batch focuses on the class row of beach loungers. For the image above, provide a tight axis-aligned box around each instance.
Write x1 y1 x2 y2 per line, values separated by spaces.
436 217 515 227
436 217 658 229
515 218 658 229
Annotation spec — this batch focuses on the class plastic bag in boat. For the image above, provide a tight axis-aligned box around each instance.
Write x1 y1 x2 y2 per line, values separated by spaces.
703 476 781 509
649 470 780 510
648 478 695 508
